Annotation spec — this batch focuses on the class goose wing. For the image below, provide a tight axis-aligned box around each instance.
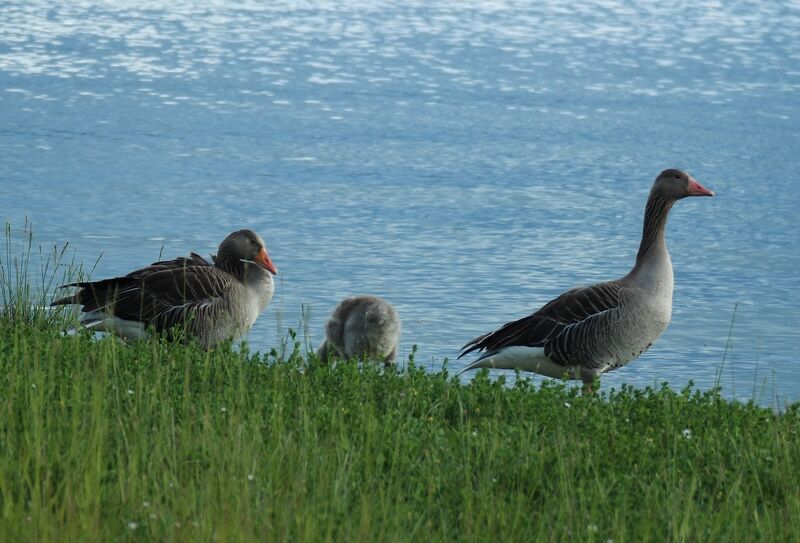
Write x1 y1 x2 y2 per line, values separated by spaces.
112 265 235 333
459 280 624 358
53 256 235 334
125 252 211 278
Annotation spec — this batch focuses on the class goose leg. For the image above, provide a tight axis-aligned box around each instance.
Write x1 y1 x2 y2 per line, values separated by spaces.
580 368 600 395
317 340 330 365
383 346 397 368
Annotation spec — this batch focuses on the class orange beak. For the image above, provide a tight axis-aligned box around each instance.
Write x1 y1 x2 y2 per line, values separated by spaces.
255 248 278 274
687 177 715 197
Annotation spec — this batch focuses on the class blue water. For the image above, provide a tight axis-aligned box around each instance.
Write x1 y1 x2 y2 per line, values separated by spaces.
2 1 799 404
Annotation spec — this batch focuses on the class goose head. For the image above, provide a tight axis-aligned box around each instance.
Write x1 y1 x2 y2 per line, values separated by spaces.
654 169 715 199
219 229 278 275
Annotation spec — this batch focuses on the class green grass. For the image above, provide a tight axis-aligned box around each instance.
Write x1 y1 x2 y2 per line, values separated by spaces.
1 319 799 542
1 222 799 541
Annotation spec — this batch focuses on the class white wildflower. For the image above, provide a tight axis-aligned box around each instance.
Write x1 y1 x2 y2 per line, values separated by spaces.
128 522 138 530
682 428 692 439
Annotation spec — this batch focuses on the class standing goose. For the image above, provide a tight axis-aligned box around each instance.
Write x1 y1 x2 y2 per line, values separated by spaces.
51 229 277 349
317 295 401 366
458 169 714 391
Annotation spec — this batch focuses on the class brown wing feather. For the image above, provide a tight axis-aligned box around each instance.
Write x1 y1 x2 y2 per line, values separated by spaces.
459 280 624 358
107 266 233 332
52 253 232 334
126 252 211 278
51 253 211 310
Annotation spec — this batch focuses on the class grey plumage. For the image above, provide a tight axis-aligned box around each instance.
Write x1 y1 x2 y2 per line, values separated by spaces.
459 169 714 389
317 295 401 366
51 229 277 349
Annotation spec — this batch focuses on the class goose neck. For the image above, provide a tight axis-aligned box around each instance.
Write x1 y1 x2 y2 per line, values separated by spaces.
214 251 245 280
634 191 674 268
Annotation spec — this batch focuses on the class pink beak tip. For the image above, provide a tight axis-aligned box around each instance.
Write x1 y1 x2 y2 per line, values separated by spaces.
689 178 715 197
258 248 278 274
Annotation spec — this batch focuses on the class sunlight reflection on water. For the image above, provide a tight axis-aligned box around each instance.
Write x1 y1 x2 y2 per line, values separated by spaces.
1 0 799 404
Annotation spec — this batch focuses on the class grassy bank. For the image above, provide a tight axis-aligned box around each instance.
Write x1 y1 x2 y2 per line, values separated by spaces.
1 315 799 542
0 223 797 541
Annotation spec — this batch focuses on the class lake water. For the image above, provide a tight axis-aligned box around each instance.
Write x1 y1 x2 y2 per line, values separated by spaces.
2 1 798 405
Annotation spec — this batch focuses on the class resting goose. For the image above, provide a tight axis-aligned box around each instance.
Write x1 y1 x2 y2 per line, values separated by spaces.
458 169 714 391
51 229 277 349
317 295 401 366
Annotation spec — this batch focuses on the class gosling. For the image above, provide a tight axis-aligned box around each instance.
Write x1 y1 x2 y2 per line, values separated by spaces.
317 295 401 366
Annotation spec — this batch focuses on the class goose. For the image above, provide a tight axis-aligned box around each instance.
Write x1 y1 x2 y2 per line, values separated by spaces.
458 169 714 392
51 229 277 349
317 295 401 366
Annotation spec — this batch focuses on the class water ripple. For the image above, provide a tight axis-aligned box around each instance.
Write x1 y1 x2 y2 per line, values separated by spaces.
1 0 799 404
